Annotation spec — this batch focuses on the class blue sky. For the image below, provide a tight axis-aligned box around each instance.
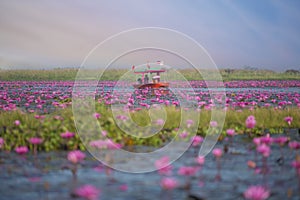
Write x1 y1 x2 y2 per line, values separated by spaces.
0 0 299 71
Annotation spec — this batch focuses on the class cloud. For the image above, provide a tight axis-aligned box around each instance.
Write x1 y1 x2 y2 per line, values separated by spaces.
0 0 299 70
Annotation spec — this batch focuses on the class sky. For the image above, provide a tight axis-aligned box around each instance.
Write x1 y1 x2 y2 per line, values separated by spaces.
0 0 300 71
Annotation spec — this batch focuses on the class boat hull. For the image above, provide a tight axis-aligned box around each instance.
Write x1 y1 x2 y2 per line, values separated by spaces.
133 82 169 89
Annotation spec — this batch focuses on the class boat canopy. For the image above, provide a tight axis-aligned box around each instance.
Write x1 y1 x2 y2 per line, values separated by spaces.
133 66 166 74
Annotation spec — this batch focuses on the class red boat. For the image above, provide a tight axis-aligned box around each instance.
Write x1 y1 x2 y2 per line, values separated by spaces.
132 64 169 90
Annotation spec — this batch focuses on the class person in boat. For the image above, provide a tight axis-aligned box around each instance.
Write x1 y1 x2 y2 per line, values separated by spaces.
152 75 160 83
137 77 142 84
144 74 149 84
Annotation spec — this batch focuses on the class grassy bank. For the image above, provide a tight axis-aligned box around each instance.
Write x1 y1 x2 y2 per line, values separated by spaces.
0 68 299 81
0 105 299 152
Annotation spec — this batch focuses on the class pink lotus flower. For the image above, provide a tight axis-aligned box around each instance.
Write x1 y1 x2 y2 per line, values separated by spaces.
93 112 101 119
89 140 107 149
255 168 262 175
116 115 128 121
284 116 293 126
273 136 288 146
247 160 256 169
34 115 45 120
53 115 64 120
0 137 4 148
212 148 223 158
195 156 205 165
93 165 103 173
210 121 218 127
226 129 235 136
89 139 121 150
119 184 128 191
253 137 261 146
244 185 270 200
15 146 28 154
27 176 41 182
246 115 256 129
289 141 300 150
178 166 198 176
155 156 173 175
291 159 300 169
67 150 86 164
160 177 178 190
60 131 75 139
292 158 300 176
256 144 271 157
14 120 20 126
260 134 273 145
28 137 43 145
89 139 122 149
156 119 165 126
75 185 100 200
191 135 203 146
186 119 194 128
179 131 189 139
105 139 122 149
101 130 107 136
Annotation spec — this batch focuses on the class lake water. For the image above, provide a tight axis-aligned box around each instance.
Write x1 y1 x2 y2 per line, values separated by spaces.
0 132 299 200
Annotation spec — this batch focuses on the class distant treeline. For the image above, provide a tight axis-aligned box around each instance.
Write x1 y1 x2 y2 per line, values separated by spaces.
0 68 299 81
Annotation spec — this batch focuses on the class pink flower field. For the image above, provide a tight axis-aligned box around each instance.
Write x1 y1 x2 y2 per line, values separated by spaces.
0 80 299 113
0 80 299 200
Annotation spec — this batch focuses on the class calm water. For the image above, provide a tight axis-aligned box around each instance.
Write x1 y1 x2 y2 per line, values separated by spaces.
0 132 299 200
